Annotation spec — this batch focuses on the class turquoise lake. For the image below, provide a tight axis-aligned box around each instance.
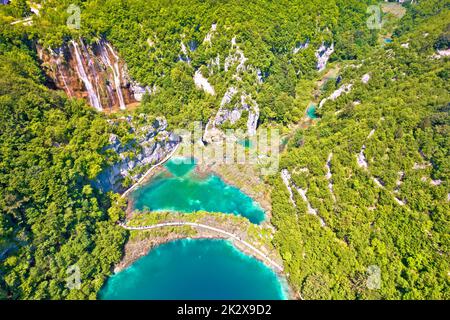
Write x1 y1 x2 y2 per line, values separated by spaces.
307 105 318 119
131 158 265 224
99 239 287 300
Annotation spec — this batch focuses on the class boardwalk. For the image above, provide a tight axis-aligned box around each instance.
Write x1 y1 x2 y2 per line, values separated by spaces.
121 143 180 198
119 221 284 272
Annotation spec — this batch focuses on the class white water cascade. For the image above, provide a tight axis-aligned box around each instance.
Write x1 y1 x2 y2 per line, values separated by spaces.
71 40 102 111
105 43 126 110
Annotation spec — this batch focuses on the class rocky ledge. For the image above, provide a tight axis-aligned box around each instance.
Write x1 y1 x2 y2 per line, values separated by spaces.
94 115 180 193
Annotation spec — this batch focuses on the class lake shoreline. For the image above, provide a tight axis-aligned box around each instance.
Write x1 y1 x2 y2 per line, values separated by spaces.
118 154 298 300
114 232 295 300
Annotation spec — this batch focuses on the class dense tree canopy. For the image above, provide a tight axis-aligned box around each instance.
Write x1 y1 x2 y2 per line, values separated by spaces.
0 32 127 299
0 0 448 300
271 1 449 299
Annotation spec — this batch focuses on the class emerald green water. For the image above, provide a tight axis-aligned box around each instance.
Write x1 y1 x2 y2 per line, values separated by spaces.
164 157 197 176
132 158 265 224
99 239 287 300
237 139 253 149
106 158 283 300
307 105 318 119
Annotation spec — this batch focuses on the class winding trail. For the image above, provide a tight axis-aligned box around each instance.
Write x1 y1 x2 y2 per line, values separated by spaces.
119 221 284 272
121 143 180 198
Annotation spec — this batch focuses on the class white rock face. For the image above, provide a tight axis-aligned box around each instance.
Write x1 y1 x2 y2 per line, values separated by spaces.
325 153 336 202
202 36 263 141
203 87 259 142
207 54 221 75
296 188 315 214
193 70 215 95
281 169 296 207
357 145 368 169
293 40 309 54
281 169 326 226
95 116 180 193
362 73 371 84
373 177 384 188
413 162 432 170
221 87 238 106
394 197 406 206
315 42 334 72
330 84 353 100
430 179 442 186
319 84 353 109
225 46 248 73
241 93 260 136
179 41 191 63
181 42 188 55
203 23 217 44
432 48 450 59
231 37 237 47
130 83 156 101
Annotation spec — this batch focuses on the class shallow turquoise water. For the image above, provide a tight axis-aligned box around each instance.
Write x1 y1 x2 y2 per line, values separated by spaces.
99 239 287 300
237 139 253 149
164 157 197 176
384 38 393 43
307 105 318 119
131 159 265 224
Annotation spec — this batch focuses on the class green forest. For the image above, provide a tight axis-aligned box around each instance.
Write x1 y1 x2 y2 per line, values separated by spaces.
271 3 450 298
0 0 449 300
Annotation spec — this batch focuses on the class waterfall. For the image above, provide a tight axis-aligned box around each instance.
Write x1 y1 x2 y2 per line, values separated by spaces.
50 48 73 97
80 40 103 109
106 84 116 108
71 40 102 111
57 63 72 97
105 43 126 110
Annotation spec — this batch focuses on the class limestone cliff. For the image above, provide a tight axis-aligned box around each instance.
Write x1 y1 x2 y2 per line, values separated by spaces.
38 38 152 112
94 116 180 193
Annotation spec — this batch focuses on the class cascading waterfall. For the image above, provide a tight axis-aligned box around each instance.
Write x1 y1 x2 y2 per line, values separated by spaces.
106 83 117 108
48 47 73 97
80 39 103 109
57 63 72 97
40 38 145 111
71 40 102 111
105 43 126 110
